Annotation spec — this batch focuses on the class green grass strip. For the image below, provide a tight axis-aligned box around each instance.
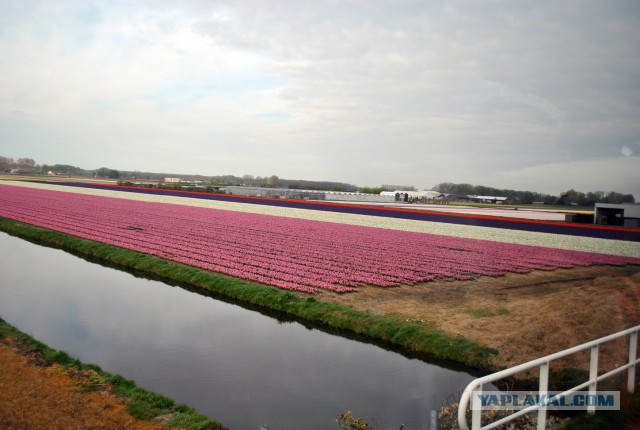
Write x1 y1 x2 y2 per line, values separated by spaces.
0 316 223 430
0 217 497 368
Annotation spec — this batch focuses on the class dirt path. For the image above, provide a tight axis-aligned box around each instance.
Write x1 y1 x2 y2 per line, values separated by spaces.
0 338 171 430
315 265 640 370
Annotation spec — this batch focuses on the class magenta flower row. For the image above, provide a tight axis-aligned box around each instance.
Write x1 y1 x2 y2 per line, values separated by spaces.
1 185 638 294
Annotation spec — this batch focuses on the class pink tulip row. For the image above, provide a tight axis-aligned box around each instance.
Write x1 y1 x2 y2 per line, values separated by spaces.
1 184 638 294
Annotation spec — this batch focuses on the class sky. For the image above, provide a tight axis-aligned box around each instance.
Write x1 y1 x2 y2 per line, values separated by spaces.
1 1 639 197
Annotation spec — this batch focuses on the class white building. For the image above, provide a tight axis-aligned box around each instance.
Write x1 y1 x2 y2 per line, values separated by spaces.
468 195 509 204
380 190 444 200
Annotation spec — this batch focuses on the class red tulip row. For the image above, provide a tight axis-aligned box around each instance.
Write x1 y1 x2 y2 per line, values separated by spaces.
1 184 638 293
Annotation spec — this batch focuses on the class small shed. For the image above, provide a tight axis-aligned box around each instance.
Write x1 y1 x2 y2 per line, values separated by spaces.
468 195 509 204
594 203 640 228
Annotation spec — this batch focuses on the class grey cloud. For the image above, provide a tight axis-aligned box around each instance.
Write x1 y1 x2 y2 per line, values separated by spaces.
1 0 638 196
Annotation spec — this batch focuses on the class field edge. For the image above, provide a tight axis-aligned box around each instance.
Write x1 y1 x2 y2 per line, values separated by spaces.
0 216 498 370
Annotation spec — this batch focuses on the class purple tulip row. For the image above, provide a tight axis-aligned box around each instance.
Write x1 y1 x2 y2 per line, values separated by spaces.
1 184 639 294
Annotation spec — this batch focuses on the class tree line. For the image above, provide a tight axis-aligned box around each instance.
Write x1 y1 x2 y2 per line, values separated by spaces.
0 156 358 192
0 156 36 171
0 156 121 178
433 182 635 205
1 155 634 205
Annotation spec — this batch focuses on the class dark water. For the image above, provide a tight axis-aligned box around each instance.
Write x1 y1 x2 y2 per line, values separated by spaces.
0 232 477 430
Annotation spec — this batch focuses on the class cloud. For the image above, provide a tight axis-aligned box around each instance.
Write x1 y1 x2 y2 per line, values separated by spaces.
492 156 640 197
0 0 638 196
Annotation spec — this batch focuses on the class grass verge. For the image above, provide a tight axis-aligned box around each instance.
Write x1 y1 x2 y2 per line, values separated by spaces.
0 316 223 430
0 216 497 369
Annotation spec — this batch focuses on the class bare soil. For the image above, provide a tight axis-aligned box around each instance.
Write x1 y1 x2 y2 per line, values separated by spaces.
314 265 640 371
0 337 171 430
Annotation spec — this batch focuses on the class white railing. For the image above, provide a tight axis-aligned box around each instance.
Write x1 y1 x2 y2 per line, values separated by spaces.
458 325 640 430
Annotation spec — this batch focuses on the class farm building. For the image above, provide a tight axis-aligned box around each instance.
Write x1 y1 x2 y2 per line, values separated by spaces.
468 195 509 204
324 191 395 203
225 186 396 202
226 186 326 200
380 190 444 201
10 167 35 174
594 203 640 228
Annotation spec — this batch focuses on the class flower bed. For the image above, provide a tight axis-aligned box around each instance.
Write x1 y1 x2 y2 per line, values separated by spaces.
1 184 639 293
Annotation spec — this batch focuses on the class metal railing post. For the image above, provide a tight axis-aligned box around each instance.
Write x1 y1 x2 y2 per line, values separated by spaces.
629 331 638 393
537 362 549 430
456 325 640 430
588 345 599 415
472 384 483 430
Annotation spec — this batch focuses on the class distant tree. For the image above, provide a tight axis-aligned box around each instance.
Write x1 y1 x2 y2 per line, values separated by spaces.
583 192 600 206
382 184 415 191
433 182 475 195
94 167 110 178
35 164 50 174
474 185 492 196
53 164 88 176
93 167 120 178
558 189 581 205
0 156 14 172
621 194 635 203
277 179 357 191
246 176 256 186
520 191 534 204
16 158 35 167
606 191 632 204
576 191 589 206
359 186 386 194
433 182 455 193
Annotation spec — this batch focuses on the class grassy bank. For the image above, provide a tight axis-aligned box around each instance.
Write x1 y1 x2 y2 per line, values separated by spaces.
0 316 223 430
0 216 497 369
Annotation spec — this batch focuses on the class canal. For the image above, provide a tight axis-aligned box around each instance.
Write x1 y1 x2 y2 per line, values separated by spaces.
0 232 478 429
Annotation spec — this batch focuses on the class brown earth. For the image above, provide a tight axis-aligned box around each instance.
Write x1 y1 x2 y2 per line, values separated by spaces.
314 264 640 372
0 337 172 430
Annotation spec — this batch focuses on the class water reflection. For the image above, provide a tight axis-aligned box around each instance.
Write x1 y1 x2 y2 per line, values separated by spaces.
0 232 476 430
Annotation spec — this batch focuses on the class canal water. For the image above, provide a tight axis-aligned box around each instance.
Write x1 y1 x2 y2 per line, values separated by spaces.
0 232 477 430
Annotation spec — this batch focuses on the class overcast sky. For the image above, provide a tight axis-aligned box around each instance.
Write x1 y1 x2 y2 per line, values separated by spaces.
1 1 639 196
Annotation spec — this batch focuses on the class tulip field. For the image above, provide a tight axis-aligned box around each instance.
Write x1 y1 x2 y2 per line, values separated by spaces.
1 183 639 294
